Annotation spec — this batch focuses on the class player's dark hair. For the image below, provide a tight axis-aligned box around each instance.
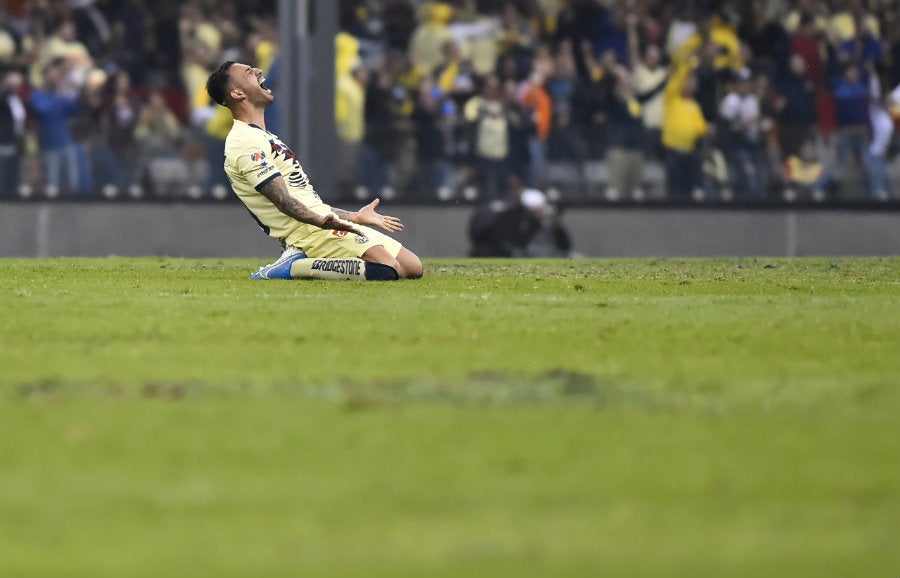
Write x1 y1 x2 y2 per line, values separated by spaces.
206 61 236 106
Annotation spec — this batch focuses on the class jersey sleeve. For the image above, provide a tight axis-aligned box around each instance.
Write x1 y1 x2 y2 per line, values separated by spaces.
232 132 282 191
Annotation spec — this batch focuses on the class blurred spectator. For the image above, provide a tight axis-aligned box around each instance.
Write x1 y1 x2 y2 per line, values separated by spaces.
409 2 454 75
497 2 538 76
545 40 581 162
410 74 455 199
383 0 417 53
554 0 603 79
0 11 32 72
433 39 476 102
755 72 780 194
70 69 106 195
782 139 835 201
830 0 880 46
788 11 826 85
103 0 148 85
464 74 510 200
88 69 138 193
838 17 882 67
603 66 649 200
888 20 900 88
29 58 82 195
518 67 551 188
865 76 894 201
720 68 766 198
362 56 411 197
335 32 367 194
691 39 732 124
674 11 743 72
502 77 535 187
661 55 708 198
181 41 213 117
450 7 501 77
0 68 25 196
831 61 870 196
783 0 828 36
739 0 789 73
30 17 93 88
590 3 630 66
628 14 669 159
775 53 817 160
69 0 112 60
674 10 744 128
246 25 277 82
578 45 619 159
178 3 221 59
181 3 232 196
188 70 232 196
133 90 182 194
147 3 183 86
334 33 369 195
664 2 697 59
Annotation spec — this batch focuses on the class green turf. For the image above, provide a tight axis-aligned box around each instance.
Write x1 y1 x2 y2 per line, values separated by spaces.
1 257 898 578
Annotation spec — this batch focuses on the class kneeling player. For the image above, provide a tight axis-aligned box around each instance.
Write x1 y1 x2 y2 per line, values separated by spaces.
206 60 423 281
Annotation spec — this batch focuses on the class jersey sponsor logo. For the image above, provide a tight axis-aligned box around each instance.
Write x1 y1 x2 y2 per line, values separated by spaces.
310 259 360 275
256 164 275 178
332 230 348 237
250 151 267 162
355 235 369 244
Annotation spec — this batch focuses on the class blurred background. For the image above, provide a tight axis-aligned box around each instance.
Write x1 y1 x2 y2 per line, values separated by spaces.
2 0 900 257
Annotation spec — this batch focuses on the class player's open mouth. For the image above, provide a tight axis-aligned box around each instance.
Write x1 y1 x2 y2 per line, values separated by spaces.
259 75 272 94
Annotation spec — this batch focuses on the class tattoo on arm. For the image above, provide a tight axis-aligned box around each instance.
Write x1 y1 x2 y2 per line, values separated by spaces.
257 176 324 227
330 208 357 222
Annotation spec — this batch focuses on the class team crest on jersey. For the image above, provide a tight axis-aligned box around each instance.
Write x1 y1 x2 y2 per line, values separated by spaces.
269 138 310 189
355 235 369 244
269 139 297 163
250 151 266 162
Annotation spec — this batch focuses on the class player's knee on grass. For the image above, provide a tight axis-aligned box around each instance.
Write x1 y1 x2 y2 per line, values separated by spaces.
362 246 423 280
397 249 424 279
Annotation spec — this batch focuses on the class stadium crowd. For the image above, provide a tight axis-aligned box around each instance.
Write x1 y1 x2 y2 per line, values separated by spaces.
339 0 900 203
3 0 900 204
0 0 278 199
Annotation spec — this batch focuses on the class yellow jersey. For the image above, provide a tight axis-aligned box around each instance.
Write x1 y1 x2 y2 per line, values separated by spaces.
662 62 708 153
224 119 332 246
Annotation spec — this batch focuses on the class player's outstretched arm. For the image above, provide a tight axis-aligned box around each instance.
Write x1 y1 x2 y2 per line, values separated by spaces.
258 176 363 236
332 199 404 234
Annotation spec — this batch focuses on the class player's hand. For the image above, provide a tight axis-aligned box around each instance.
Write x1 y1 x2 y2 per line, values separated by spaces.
319 213 365 237
354 198 404 233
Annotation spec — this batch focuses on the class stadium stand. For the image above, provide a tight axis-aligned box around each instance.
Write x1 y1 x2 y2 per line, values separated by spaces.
2 0 900 205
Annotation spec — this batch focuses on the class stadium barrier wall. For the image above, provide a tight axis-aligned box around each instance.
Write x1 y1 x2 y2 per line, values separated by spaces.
1 202 899 258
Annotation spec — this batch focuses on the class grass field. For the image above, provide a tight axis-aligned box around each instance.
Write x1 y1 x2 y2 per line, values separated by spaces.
1 257 898 578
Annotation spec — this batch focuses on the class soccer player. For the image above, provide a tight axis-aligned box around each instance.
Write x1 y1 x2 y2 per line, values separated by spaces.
205 61 423 281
